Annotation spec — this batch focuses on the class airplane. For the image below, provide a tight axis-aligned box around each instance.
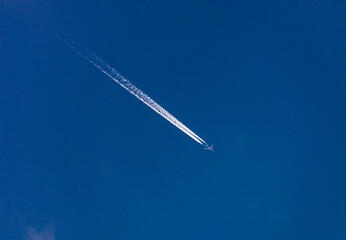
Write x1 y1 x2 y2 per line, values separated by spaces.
204 144 214 151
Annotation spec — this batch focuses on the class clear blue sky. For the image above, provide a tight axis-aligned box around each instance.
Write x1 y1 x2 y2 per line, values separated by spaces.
1 1 346 239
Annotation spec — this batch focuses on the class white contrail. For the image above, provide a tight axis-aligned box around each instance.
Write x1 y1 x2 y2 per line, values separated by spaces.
62 37 208 146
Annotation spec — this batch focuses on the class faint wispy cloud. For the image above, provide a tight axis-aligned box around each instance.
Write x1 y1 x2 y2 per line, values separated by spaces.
26 224 55 240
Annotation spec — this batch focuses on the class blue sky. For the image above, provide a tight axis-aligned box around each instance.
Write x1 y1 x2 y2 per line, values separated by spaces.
1 1 346 239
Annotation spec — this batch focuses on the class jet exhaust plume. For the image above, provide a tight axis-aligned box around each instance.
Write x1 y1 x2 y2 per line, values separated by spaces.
57 33 209 147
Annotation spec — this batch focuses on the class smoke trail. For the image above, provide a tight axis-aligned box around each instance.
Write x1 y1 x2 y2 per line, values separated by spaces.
60 36 208 146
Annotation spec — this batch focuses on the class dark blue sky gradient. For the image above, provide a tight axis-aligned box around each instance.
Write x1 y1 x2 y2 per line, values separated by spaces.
1 1 346 239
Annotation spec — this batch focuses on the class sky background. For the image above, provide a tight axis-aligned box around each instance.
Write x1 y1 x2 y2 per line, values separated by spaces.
1 0 346 239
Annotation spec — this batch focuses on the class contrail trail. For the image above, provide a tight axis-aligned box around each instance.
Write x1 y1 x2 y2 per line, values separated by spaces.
60 35 209 147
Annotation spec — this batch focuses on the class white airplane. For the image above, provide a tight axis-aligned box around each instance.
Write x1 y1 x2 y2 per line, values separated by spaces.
205 144 214 151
